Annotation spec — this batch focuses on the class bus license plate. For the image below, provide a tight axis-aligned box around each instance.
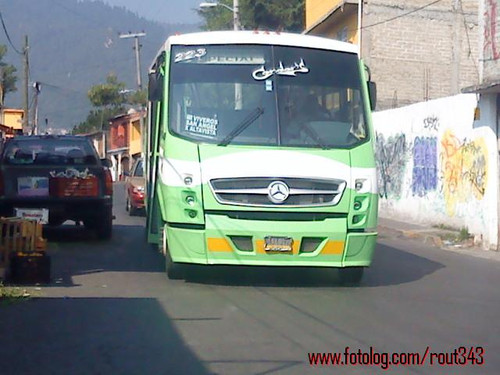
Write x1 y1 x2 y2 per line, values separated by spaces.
264 236 293 252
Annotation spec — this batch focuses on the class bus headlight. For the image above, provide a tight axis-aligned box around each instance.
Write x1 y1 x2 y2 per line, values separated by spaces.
354 178 371 193
185 195 196 206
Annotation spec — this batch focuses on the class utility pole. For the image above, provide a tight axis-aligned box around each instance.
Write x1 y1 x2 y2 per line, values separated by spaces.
119 32 146 90
22 35 29 134
31 81 41 135
233 0 240 31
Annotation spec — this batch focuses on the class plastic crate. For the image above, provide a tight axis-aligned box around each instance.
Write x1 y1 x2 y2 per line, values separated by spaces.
0 218 47 280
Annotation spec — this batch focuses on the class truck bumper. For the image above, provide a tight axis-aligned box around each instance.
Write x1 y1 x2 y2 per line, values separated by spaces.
166 213 377 267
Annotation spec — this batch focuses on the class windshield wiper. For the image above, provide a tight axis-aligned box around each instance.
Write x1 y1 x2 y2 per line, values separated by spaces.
218 107 264 146
302 123 330 150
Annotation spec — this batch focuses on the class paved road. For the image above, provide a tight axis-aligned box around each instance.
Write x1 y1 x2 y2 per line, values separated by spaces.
1 183 499 374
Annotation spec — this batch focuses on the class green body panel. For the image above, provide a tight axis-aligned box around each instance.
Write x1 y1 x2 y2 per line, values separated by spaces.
343 232 377 266
165 225 207 263
166 213 376 267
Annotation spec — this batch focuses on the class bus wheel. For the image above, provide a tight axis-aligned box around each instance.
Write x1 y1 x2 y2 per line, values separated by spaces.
339 267 364 285
160 224 184 280
166 251 184 280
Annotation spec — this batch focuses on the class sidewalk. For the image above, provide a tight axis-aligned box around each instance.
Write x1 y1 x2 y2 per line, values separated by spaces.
377 216 500 261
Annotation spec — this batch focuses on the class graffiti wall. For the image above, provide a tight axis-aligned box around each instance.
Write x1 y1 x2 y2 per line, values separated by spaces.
373 94 498 250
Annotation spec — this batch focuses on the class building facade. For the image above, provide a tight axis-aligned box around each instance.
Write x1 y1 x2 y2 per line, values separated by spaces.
107 109 145 181
305 0 480 110
0 108 24 138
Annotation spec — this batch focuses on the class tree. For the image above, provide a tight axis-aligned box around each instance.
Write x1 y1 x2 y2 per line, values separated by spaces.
197 0 304 32
73 73 147 134
73 74 127 134
0 44 18 106
87 73 127 108
72 107 122 135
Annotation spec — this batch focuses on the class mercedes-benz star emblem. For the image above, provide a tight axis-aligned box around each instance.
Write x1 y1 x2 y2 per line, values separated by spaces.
267 181 290 204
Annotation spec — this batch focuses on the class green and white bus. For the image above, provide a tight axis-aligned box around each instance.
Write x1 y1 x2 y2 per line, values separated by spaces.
145 31 378 283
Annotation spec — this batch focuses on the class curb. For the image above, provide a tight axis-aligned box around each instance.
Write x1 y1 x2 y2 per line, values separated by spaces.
379 225 476 250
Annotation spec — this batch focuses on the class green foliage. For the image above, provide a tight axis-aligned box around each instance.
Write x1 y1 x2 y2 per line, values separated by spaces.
127 89 147 107
198 0 304 32
251 0 304 32
87 73 127 108
0 282 31 305
72 107 123 135
458 227 471 242
0 44 18 104
73 74 146 135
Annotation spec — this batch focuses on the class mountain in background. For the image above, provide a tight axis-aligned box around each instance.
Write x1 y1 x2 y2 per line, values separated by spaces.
101 0 203 24
0 0 199 131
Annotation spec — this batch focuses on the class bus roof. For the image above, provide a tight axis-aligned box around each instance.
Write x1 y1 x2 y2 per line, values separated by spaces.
151 31 359 68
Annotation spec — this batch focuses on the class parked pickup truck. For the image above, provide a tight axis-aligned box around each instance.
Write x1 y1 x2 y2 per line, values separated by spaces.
0 135 113 239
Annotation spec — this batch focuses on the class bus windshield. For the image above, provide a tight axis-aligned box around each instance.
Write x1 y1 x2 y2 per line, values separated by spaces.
169 44 367 148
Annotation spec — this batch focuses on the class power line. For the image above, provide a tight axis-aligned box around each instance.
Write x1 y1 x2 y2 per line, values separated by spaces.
361 0 443 30
0 11 23 55
458 0 480 82
33 80 88 95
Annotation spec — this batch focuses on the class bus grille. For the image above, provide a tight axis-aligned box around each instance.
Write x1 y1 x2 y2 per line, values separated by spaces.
209 177 346 207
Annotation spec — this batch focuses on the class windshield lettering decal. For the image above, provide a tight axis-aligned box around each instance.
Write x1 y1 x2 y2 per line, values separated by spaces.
185 113 218 137
252 59 309 80
174 48 207 63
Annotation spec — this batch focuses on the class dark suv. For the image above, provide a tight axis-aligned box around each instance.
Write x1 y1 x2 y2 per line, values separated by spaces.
0 135 113 239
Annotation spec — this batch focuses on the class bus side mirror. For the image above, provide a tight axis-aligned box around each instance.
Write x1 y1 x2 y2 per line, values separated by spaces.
148 73 158 101
368 81 377 111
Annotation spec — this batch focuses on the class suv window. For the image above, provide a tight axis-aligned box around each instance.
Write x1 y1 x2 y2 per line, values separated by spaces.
3 138 98 166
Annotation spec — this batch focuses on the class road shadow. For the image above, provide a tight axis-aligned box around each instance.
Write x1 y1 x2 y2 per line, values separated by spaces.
179 242 444 288
43 223 99 242
0 297 211 375
19 222 444 290
9 224 164 288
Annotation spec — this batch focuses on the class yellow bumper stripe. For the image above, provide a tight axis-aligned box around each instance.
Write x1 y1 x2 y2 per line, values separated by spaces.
207 238 233 252
321 240 345 255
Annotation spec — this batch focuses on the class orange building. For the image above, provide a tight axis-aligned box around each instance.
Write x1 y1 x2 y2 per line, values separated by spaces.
107 108 145 181
305 0 359 44
0 108 24 138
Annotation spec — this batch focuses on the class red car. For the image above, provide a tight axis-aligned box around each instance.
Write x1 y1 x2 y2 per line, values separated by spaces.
125 158 145 216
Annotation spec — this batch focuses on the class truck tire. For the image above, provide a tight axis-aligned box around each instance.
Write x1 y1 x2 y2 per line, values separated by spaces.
166 250 184 280
126 198 137 216
88 207 112 240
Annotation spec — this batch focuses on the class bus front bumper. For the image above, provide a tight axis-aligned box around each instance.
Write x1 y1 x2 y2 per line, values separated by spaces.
166 214 377 268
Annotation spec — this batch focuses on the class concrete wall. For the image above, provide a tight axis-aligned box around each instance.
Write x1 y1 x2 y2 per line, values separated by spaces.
373 94 498 249
480 0 500 81
362 0 479 110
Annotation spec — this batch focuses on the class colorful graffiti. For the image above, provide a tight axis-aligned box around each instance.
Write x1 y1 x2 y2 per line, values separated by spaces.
483 0 499 61
440 129 488 216
412 137 438 197
375 133 407 199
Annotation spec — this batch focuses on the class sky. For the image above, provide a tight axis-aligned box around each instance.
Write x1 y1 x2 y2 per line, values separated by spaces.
101 0 203 24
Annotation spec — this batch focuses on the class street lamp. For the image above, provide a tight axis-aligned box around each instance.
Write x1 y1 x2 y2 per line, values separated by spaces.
199 1 240 31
